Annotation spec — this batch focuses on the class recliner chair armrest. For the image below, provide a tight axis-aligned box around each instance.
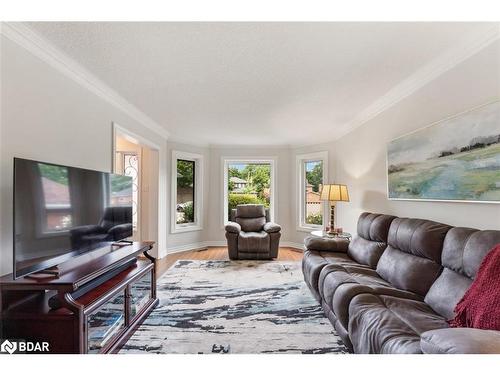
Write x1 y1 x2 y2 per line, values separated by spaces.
107 223 133 240
263 222 281 233
225 222 241 234
421 328 500 354
70 224 103 236
304 236 349 252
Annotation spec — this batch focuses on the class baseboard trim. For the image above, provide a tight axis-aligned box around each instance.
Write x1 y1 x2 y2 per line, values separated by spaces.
166 240 303 255
166 242 210 254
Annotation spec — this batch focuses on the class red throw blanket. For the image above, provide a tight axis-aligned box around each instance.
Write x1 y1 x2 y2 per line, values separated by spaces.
449 244 500 330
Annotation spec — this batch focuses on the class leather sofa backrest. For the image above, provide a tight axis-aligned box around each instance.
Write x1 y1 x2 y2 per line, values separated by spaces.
231 207 271 222
347 212 397 268
234 204 267 232
424 228 500 319
376 217 452 296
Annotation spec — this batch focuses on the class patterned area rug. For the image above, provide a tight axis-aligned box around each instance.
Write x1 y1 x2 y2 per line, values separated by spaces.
120 260 348 354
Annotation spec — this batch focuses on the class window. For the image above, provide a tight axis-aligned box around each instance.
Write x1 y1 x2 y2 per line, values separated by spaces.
176 159 195 224
297 152 328 231
38 163 73 232
223 158 276 225
171 151 203 233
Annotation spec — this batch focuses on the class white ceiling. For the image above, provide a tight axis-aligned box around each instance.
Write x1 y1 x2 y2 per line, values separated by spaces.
27 22 491 146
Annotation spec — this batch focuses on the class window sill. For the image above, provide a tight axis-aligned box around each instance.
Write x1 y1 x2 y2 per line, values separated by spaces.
296 225 323 233
171 225 203 234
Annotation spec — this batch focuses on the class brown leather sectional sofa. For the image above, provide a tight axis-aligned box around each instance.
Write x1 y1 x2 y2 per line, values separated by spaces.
302 212 500 354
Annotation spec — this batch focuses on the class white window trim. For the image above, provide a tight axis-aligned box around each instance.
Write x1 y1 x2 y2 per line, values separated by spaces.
296 151 329 232
222 156 277 228
171 150 204 233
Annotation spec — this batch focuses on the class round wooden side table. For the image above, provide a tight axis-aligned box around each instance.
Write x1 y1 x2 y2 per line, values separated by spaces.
310 230 352 241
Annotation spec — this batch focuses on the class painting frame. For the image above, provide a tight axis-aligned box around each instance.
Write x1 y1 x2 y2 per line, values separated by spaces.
386 100 500 204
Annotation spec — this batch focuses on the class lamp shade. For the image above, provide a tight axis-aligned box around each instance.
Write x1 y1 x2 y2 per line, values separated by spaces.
320 184 350 202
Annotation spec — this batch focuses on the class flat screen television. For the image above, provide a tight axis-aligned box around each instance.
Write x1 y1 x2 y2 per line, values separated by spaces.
13 158 133 279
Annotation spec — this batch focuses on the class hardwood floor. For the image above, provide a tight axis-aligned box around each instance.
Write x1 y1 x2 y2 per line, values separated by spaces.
156 246 303 278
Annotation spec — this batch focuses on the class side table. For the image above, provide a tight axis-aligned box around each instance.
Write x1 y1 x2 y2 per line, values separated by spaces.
310 230 352 240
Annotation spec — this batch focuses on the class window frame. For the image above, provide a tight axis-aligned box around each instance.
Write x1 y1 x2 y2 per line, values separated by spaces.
171 150 204 233
296 151 329 232
222 157 277 227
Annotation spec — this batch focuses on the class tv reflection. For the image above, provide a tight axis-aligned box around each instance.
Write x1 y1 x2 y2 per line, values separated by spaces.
69 205 133 250
15 160 133 272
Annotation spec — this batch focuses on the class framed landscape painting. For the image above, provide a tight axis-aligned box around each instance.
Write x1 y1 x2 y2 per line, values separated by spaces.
387 101 500 203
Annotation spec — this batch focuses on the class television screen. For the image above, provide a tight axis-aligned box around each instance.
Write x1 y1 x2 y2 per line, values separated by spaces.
13 158 133 279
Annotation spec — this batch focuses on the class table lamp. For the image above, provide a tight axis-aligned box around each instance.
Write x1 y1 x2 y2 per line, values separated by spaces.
319 184 349 234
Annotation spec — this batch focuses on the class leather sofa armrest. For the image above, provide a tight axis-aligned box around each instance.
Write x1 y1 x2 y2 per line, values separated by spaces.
304 236 349 253
421 328 500 354
263 222 281 233
225 222 241 234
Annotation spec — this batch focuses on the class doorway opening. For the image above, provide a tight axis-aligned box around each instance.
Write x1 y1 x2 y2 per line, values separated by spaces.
112 124 160 253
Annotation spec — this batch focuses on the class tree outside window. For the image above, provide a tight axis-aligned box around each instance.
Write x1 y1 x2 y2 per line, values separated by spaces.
227 162 271 220
304 160 323 225
176 159 195 224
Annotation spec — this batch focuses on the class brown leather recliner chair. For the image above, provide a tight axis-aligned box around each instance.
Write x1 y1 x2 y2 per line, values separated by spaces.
225 204 281 260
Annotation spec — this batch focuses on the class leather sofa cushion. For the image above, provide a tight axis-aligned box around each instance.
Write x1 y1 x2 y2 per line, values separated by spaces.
238 231 270 253
387 218 451 262
225 222 241 233
319 264 421 331
348 294 448 354
304 236 349 252
347 236 386 268
377 246 442 296
302 250 361 299
376 218 451 296
236 217 266 232
420 328 500 354
357 212 397 242
235 204 266 218
424 269 472 320
263 222 281 233
424 228 500 319
346 212 396 268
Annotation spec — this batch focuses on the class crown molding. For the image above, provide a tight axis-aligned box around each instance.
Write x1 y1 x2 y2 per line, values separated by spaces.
168 135 210 148
209 143 291 150
332 24 500 141
2 22 498 147
0 22 170 140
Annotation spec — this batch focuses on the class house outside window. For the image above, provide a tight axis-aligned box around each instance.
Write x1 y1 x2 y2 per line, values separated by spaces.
223 157 276 225
297 151 328 231
171 151 203 233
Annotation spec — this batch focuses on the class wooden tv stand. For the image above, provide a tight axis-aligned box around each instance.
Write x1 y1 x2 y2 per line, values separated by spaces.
0 241 159 354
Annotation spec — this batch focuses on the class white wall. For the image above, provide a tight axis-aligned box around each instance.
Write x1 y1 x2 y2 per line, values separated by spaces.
333 40 500 235
0 35 168 275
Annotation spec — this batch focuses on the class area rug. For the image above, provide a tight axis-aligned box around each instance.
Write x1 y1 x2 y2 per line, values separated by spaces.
120 260 348 354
